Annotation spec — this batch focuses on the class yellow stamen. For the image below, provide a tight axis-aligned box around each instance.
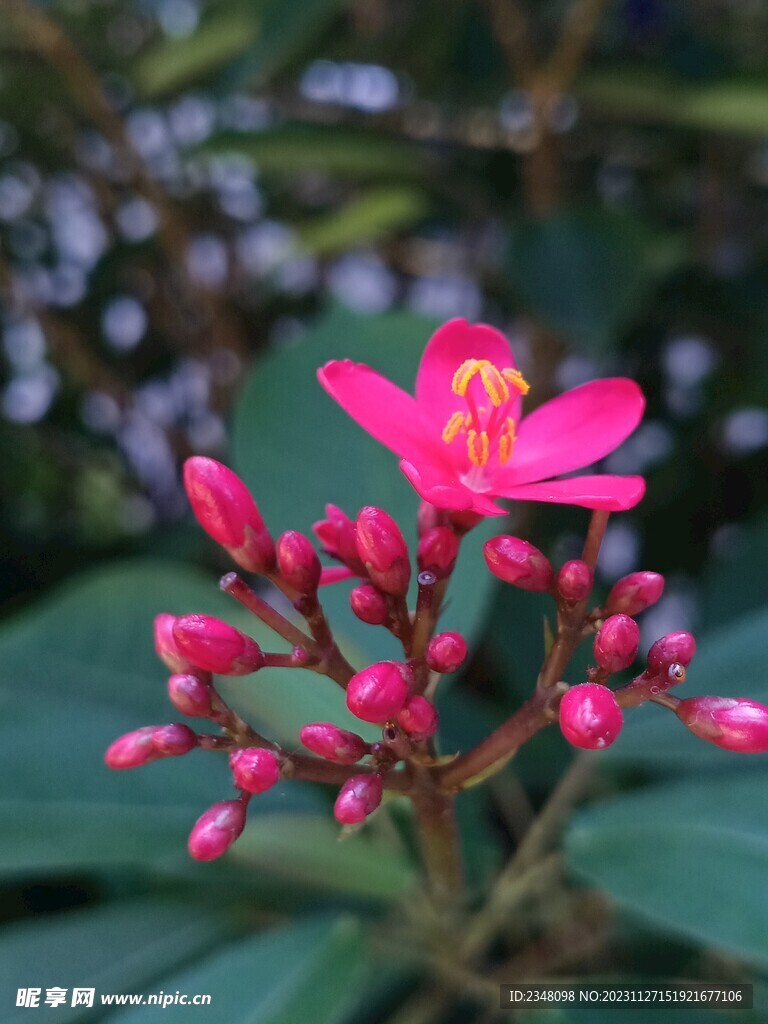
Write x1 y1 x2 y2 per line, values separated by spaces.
452 358 489 396
479 364 509 407
441 411 466 444
467 429 489 467
502 368 530 395
498 417 517 464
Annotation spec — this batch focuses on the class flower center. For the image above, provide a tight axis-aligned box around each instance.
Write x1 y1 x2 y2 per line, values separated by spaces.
441 358 530 467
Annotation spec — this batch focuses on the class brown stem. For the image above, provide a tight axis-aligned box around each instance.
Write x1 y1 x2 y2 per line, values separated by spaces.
410 765 464 912
220 573 321 658
437 690 554 791
437 511 610 791
292 592 356 688
283 754 410 791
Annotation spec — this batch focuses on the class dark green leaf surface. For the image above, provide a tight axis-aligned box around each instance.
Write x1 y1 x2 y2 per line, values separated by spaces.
0 899 235 1024
566 772 768 966
506 210 680 352
105 915 369 1024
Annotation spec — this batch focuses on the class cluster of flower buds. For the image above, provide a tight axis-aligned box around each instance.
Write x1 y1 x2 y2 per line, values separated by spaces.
106 457 466 856
107 443 768 872
481 529 768 757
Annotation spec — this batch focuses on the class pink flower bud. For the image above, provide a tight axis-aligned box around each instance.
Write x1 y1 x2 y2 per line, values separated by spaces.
154 613 196 674
167 673 213 718
397 696 439 740
105 727 159 769
151 723 197 756
559 683 623 750
313 504 365 574
299 722 368 764
188 799 246 861
172 615 264 676
276 531 321 594
593 614 640 672
417 501 448 536
350 584 389 625
676 696 768 753
183 457 275 574
646 631 696 675
557 560 593 603
355 507 411 596
426 632 467 674
346 661 410 723
333 774 383 824
483 536 554 592
229 747 280 793
417 527 460 579
606 571 665 616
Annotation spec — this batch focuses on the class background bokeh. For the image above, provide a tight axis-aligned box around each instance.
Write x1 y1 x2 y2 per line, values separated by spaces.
2 1 768 1021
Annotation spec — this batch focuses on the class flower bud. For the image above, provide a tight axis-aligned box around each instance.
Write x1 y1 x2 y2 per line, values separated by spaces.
229 747 280 793
313 504 365 574
606 571 665 616
417 527 460 579
183 457 275 574
154 613 196 674
646 631 696 675
593 614 639 672
299 722 368 764
167 673 213 718
676 696 768 753
276 531 321 594
448 509 484 533
397 696 439 740
333 774 383 824
426 632 467 674
483 536 554 592
188 799 247 861
346 661 410 723
559 683 623 750
105 727 159 770
557 560 593 603
417 501 448 537
355 507 411 597
350 584 389 625
172 615 264 676
151 723 198 756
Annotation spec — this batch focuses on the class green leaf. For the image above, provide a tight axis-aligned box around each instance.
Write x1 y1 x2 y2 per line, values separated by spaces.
230 813 413 899
198 126 425 180
607 606 768 772
231 305 498 663
228 0 344 89
506 209 682 352
566 771 768 966
135 11 259 98
298 187 429 256
578 68 768 138
0 898 235 1024
700 516 768 629
0 560 339 874
106 915 369 1023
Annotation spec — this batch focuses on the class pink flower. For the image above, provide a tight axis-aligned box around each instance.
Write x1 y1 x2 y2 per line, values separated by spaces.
318 319 645 516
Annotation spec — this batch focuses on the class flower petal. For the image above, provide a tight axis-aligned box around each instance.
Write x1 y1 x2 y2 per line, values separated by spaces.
319 565 357 586
500 379 645 486
499 474 646 511
415 319 521 430
400 459 507 516
318 360 446 464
